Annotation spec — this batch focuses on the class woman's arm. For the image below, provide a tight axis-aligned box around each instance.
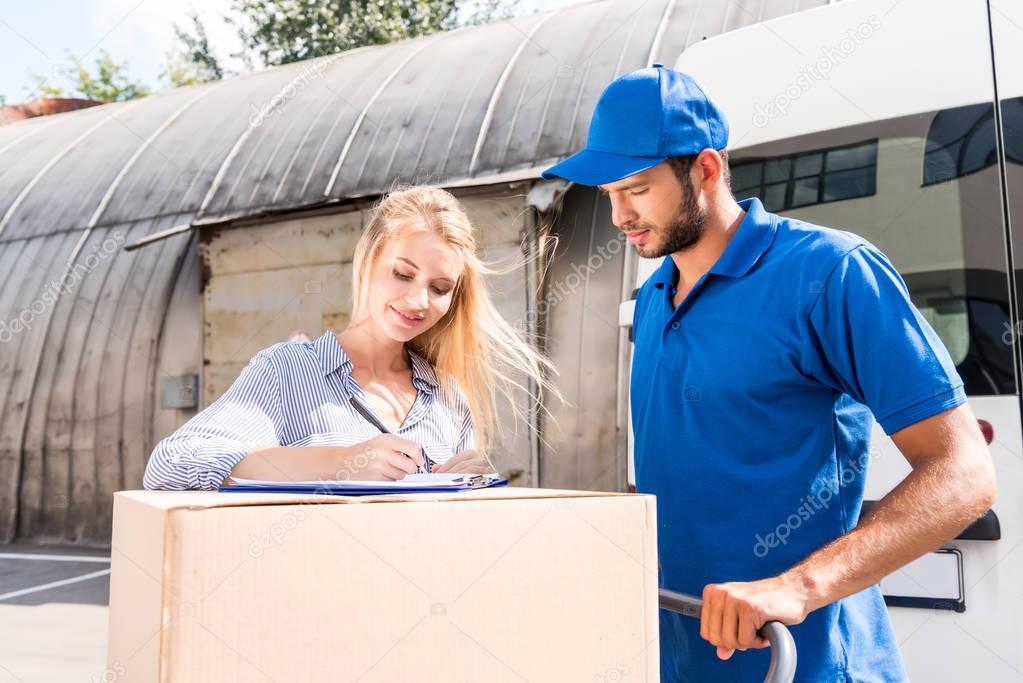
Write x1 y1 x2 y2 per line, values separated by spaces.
226 445 336 482
143 352 283 490
144 349 429 489
228 435 427 482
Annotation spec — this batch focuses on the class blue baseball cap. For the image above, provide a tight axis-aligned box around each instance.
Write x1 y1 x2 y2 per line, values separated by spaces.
542 64 729 186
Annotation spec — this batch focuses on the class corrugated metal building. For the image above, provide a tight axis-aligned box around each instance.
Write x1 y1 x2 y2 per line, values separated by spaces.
0 0 827 545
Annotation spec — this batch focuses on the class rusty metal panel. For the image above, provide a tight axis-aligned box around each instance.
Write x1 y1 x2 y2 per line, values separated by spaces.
0 0 833 241
525 1 669 169
200 42 423 220
0 230 80 542
117 228 197 508
203 207 363 277
0 107 113 242
2 214 194 545
98 75 306 226
19 222 144 544
12 216 192 544
0 98 184 243
16 228 87 543
93 83 226 225
470 1 626 175
329 15 546 197
89 223 190 541
540 186 627 491
150 234 203 458
203 261 356 391
0 0 834 240
65 225 142 543
200 209 364 401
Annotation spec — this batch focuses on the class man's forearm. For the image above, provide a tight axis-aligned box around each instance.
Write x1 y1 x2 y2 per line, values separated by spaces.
784 445 996 613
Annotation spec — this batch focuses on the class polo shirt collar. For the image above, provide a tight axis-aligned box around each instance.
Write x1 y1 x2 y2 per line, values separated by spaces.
651 197 778 289
710 197 777 278
314 331 440 394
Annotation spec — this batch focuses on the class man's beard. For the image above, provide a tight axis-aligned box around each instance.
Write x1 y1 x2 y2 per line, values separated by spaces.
627 179 708 259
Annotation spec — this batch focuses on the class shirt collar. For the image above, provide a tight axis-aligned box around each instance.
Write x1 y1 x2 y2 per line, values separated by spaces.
315 330 350 376
406 346 441 393
313 331 440 393
651 197 778 289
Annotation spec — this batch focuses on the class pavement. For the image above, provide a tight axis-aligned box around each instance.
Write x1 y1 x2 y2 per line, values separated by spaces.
0 543 111 683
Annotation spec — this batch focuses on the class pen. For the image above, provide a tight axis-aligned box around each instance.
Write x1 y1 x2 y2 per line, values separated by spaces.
348 395 434 474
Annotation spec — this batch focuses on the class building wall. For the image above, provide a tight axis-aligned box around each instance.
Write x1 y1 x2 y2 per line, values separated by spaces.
540 185 628 492
1 218 197 546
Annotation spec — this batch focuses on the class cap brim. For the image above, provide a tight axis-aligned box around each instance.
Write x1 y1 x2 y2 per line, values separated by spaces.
541 149 666 186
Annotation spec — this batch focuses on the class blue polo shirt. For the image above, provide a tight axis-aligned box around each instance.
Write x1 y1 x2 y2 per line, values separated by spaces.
632 197 965 682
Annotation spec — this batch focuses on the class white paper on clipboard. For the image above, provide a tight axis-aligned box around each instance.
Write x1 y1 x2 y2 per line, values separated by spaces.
228 473 498 489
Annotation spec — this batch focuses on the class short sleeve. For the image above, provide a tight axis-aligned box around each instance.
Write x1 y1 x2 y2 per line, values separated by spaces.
143 352 283 490
807 245 966 434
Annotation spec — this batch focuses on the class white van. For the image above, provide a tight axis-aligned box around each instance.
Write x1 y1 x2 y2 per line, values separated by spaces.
620 0 1023 679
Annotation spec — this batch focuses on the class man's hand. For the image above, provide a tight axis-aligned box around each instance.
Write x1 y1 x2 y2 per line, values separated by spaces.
701 574 811 660
431 448 494 474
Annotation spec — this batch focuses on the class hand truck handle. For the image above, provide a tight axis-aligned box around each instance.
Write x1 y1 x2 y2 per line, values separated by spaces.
658 588 797 683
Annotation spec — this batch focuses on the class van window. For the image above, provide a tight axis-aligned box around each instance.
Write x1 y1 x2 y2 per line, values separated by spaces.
733 140 878 212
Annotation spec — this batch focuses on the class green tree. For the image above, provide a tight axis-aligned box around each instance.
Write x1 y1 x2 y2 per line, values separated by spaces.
159 0 521 88
227 0 520 67
163 12 226 88
30 50 150 102
462 0 519 26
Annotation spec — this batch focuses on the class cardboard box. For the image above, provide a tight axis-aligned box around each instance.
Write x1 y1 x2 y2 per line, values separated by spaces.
107 488 659 682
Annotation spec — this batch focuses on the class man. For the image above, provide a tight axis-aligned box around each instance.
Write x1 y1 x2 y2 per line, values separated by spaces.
542 65 997 681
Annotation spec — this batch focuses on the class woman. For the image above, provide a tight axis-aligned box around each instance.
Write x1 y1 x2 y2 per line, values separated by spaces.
143 186 555 490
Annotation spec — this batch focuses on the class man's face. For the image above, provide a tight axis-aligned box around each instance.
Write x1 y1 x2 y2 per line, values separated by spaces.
598 160 707 259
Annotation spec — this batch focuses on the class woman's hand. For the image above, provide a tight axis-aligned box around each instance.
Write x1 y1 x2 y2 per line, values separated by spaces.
431 448 494 474
229 436 425 483
324 434 425 481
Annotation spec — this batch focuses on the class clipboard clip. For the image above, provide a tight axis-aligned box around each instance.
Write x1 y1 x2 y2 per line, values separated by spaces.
455 474 500 488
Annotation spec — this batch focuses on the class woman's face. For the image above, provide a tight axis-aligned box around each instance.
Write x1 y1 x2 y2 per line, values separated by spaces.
367 229 463 343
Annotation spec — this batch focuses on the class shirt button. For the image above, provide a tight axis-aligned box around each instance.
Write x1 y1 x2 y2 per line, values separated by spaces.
671 321 681 331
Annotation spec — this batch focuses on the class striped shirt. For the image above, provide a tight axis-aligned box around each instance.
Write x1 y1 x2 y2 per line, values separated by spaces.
143 330 475 490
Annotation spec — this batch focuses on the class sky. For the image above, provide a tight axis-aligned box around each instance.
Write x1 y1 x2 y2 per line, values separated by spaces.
0 0 587 105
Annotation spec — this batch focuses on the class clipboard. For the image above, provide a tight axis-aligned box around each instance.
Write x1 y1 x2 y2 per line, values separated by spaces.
217 473 509 495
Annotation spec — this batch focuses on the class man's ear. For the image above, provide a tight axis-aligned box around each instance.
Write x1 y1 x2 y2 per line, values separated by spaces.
695 149 724 190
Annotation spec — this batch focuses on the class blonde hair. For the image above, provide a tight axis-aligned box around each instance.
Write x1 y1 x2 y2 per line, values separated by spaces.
349 185 558 457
